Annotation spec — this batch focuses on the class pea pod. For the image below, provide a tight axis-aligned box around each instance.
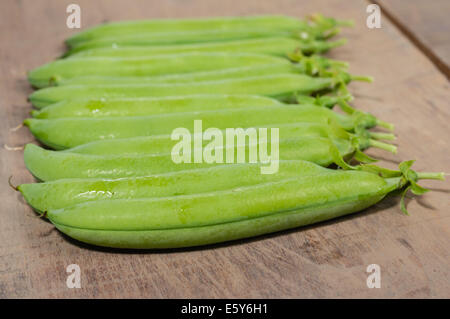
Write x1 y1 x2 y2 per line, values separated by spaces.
66 30 300 55
28 53 288 88
67 24 350 55
32 94 283 116
30 92 348 120
18 160 325 213
29 74 336 108
45 162 443 249
64 122 395 156
23 137 355 181
68 37 344 59
24 104 380 149
30 92 352 121
52 64 298 88
66 14 350 49
54 55 350 87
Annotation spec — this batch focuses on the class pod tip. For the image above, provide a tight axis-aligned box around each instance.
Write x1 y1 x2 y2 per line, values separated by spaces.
8 175 18 191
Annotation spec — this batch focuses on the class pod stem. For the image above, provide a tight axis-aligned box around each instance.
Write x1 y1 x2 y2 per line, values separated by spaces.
369 132 396 141
4 144 25 151
321 27 341 40
357 160 445 215
376 119 395 131
329 60 349 68
368 139 397 154
351 75 374 83
335 19 355 27
10 122 24 132
399 162 445 215
337 100 356 114
416 172 446 181
309 14 354 28
326 38 347 50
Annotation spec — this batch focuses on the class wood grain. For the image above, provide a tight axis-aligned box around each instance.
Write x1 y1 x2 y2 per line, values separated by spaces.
374 0 450 78
0 0 449 298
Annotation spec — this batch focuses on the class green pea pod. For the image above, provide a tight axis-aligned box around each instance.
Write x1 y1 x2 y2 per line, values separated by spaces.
66 15 349 49
24 104 379 149
28 53 288 88
66 22 349 55
67 25 349 55
44 162 443 249
32 94 283 117
55 53 353 87
64 122 395 156
66 16 305 47
52 63 299 87
28 74 333 108
23 137 355 181
18 160 326 213
68 37 343 59
66 29 300 55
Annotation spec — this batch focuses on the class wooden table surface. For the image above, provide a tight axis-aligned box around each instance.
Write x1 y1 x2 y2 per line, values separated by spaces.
374 0 450 78
0 0 449 298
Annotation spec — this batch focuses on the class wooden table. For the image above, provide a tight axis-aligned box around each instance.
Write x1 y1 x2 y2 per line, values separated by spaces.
1 0 449 298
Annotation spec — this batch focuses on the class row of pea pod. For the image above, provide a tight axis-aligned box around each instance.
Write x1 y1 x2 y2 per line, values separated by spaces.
16 14 444 249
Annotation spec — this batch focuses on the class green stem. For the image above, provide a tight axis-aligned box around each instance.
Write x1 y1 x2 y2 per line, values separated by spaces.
309 14 354 28
326 38 347 49
351 75 374 83
368 139 397 154
328 60 349 68
328 61 348 71
336 19 355 27
369 132 396 141
321 28 341 39
337 100 355 114
376 119 395 131
416 172 445 181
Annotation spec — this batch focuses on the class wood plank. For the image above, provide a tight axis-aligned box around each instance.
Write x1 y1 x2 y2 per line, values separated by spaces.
374 0 450 77
0 0 449 298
